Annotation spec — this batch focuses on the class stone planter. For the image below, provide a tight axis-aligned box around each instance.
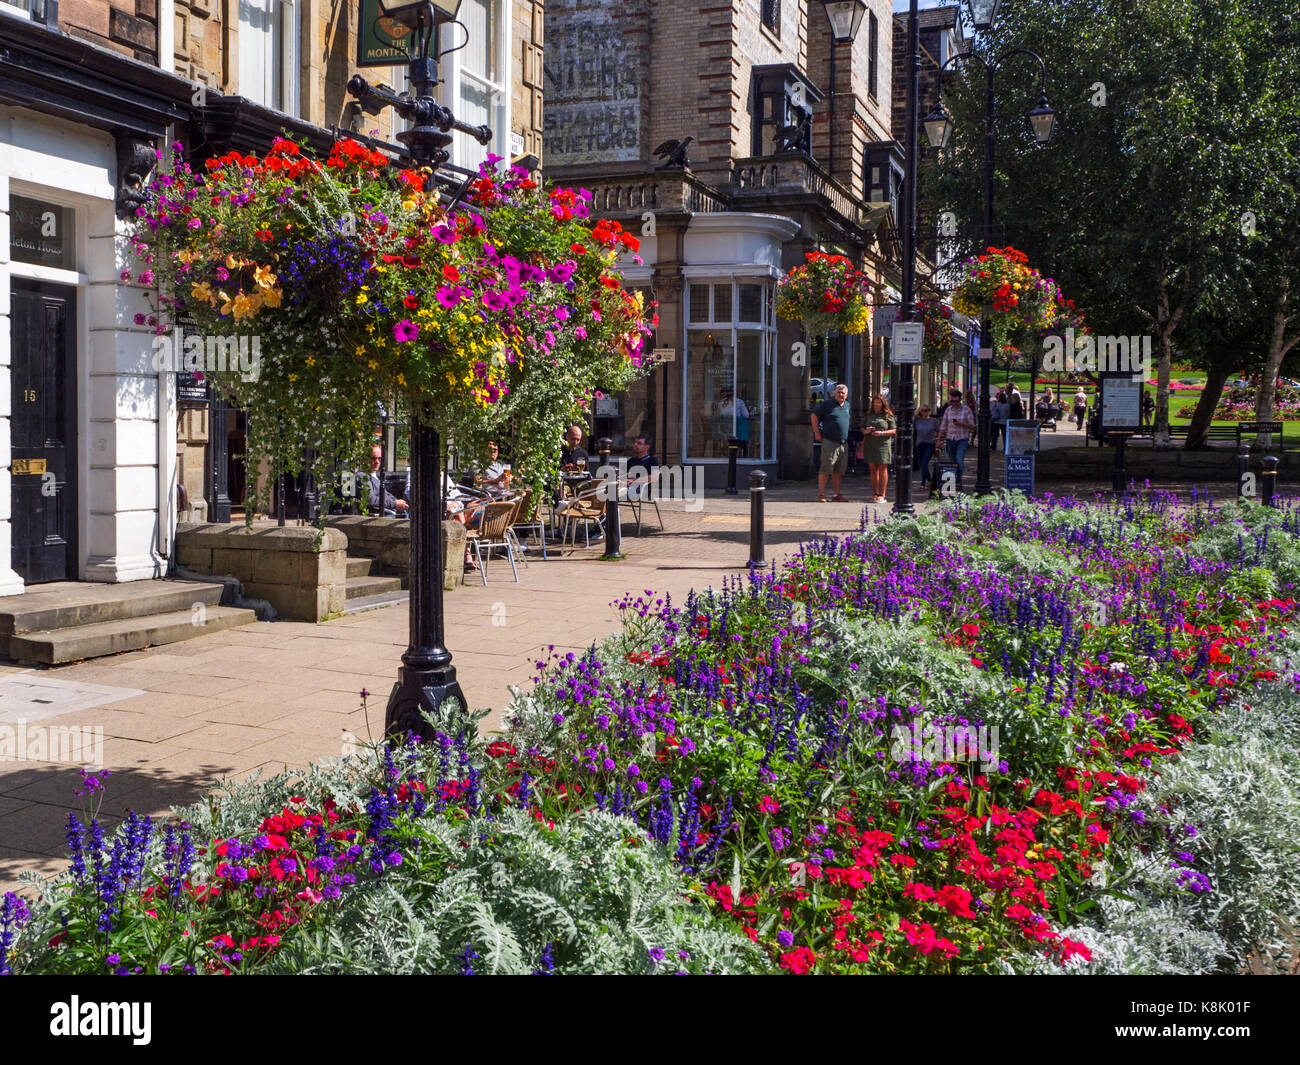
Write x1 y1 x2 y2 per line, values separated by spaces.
324 516 466 592
176 524 348 621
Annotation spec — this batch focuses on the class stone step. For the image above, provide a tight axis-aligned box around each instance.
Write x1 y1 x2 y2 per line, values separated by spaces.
7 605 258 666
346 556 379 578
342 589 409 615
0 580 227 636
345 575 403 600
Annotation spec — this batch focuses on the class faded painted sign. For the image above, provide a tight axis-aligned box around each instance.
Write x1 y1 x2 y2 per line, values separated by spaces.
543 10 641 165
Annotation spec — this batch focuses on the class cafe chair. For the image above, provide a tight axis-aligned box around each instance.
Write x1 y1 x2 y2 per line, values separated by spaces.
465 500 520 585
508 487 548 563
622 467 663 535
559 481 606 549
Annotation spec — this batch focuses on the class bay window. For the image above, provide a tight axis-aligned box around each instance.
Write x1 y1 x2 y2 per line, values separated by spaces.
684 276 776 461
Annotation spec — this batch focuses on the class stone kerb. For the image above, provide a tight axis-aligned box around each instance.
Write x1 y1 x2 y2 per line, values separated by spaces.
176 523 348 621
324 516 466 592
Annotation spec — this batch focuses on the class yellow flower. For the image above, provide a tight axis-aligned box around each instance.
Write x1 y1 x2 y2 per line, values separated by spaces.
191 281 214 302
355 345 367 356
446 372 457 386
305 356 316 367
253 264 277 289
231 291 260 319
366 324 375 334
260 287 282 309
397 374 407 386
225 255 243 270
368 360 379 370
356 292 369 305
401 199 416 211
288 373 298 382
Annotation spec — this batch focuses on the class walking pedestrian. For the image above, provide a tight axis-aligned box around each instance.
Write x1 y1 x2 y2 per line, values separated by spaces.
991 391 1009 452
1073 387 1088 431
936 388 976 491
913 405 939 493
858 394 897 504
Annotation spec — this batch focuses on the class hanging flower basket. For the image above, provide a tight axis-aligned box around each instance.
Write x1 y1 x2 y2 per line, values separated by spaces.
130 138 655 515
916 299 954 368
951 246 1059 353
775 251 871 340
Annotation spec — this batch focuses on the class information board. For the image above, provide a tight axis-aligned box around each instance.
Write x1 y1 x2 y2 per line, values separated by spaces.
1100 376 1142 429
1005 453 1035 495
1005 419 1040 456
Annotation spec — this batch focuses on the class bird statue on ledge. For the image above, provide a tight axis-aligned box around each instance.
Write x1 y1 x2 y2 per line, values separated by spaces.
653 136 694 170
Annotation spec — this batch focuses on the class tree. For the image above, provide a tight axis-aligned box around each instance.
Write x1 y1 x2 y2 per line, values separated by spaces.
927 0 1300 447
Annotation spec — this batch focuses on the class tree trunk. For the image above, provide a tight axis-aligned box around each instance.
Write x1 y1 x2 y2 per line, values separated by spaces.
1255 275 1293 451
1151 285 1184 449
1184 368 1229 448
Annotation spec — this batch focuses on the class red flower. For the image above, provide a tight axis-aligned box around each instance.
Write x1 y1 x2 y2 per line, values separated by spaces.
779 946 817 974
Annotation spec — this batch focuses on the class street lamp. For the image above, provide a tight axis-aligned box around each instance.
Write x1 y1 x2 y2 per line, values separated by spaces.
1027 95 1059 144
969 0 1002 31
821 0 868 176
928 40 1056 497
822 0 867 42
347 0 494 740
923 101 956 150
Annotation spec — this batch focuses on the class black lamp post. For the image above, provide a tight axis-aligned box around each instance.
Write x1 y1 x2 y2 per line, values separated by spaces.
923 12 1056 498
891 0 922 518
347 0 493 739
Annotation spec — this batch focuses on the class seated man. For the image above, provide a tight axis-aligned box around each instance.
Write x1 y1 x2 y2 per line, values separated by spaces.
366 446 409 517
559 423 590 471
475 442 512 498
627 434 656 473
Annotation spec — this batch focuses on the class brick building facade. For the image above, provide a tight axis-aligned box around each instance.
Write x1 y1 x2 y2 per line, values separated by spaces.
543 0 933 484
0 0 541 593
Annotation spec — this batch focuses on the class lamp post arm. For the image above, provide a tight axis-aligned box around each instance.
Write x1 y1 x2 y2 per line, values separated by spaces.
992 48 1051 98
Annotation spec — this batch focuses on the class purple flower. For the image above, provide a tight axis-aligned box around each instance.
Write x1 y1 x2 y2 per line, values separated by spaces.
435 287 461 310
393 319 419 342
648 947 666 963
777 930 795 948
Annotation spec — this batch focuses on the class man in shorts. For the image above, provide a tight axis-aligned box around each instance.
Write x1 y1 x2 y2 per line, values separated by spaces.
811 382 852 502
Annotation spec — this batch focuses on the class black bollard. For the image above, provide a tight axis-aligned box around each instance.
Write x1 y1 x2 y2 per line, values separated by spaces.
748 469 766 567
597 437 623 559
1262 455 1279 506
1238 445 1252 501
726 437 740 495
1111 431 1132 495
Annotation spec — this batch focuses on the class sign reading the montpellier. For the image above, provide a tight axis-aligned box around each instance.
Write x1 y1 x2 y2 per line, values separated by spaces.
357 0 409 68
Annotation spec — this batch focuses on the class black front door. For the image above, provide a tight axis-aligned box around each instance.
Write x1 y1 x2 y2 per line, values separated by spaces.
10 280 77 584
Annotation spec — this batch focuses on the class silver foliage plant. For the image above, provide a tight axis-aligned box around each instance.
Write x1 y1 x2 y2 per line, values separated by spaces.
999 680 1300 974
267 807 770 975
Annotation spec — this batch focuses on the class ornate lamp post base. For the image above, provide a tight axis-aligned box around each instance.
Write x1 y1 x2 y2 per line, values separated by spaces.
386 666 466 740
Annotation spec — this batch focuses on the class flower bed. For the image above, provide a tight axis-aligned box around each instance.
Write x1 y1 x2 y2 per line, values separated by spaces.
4 492 1300 974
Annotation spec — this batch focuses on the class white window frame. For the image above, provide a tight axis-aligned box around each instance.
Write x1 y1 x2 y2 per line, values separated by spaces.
440 0 511 170
238 0 299 117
